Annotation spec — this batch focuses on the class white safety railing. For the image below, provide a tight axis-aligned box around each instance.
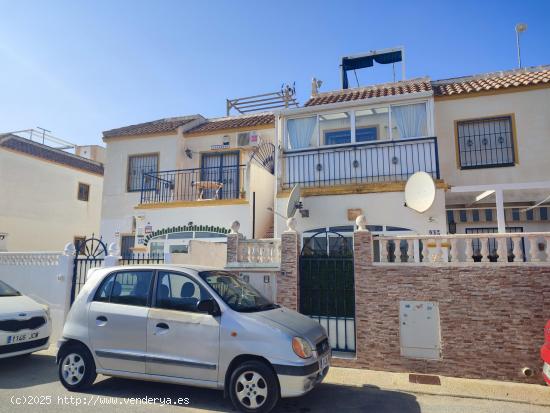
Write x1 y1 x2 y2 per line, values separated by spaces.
235 239 281 266
376 232 550 264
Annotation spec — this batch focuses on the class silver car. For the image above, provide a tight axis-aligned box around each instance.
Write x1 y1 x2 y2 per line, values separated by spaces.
57 265 331 413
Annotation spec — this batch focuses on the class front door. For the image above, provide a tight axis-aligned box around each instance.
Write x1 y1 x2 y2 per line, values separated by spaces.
88 270 153 373
200 152 240 199
146 271 220 382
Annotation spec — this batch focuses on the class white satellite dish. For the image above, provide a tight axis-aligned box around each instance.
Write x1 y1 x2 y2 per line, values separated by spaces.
404 172 436 213
286 185 303 218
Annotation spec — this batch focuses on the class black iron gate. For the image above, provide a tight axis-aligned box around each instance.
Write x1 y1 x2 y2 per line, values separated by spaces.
71 237 107 304
299 230 355 352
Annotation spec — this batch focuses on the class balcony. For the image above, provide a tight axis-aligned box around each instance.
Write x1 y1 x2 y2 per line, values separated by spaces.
281 137 440 189
140 165 246 205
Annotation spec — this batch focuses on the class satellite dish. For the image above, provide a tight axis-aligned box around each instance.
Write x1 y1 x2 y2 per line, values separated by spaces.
286 185 303 218
404 172 436 213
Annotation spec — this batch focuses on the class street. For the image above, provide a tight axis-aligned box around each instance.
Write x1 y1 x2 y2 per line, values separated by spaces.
0 351 548 413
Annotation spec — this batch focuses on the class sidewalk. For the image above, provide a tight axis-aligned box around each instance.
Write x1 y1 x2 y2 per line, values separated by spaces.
325 367 550 406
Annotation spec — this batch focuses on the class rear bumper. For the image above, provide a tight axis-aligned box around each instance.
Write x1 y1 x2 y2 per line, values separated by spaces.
275 353 331 398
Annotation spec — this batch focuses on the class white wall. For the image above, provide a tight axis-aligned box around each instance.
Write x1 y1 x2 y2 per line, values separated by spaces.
435 88 550 187
0 149 103 251
248 163 275 238
170 240 227 267
0 252 73 342
275 189 447 236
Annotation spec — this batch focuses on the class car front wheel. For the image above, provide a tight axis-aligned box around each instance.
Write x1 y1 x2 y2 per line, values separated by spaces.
229 360 279 413
58 344 97 391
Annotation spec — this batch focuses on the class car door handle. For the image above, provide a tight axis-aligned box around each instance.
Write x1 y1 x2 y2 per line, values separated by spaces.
96 316 108 326
154 322 170 335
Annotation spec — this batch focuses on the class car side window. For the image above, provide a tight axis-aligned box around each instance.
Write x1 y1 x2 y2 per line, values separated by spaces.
94 274 116 302
108 271 154 307
155 271 210 312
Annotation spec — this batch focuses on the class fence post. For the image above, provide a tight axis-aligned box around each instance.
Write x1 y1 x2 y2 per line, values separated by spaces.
104 242 120 267
353 215 373 363
227 220 244 264
278 218 301 311
60 243 75 320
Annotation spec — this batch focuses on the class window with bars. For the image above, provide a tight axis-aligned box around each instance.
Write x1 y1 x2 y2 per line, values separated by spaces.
127 154 159 192
77 182 90 201
456 116 516 169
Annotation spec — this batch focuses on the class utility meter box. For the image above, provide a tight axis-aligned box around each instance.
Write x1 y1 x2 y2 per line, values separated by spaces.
399 300 441 360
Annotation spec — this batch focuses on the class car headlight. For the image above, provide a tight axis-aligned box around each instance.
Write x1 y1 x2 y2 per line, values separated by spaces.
292 337 313 359
43 306 51 321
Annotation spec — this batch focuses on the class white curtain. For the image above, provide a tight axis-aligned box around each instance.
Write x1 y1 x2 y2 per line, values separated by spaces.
392 103 427 139
287 117 316 149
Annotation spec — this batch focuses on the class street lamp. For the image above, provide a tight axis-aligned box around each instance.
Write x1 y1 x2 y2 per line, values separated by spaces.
515 23 527 68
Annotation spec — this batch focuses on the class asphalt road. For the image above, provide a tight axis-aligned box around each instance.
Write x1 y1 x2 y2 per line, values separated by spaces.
0 351 548 413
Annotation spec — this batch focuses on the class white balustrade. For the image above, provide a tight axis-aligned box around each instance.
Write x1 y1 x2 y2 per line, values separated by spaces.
376 232 550 265
234 239 281 266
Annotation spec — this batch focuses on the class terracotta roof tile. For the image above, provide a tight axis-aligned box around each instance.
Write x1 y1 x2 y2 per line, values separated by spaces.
304 78 432 107
432 66 550 96
186 113 274 134
0 135 104 175
103 115 202 138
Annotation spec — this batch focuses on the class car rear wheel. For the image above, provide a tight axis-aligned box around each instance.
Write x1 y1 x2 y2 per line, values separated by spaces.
58 344 97 391
229 360 279 413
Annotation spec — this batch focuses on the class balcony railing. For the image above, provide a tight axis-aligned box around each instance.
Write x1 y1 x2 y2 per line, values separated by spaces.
140 165 246 204
281 137 440 189
376 232 550 264
226 238 281 268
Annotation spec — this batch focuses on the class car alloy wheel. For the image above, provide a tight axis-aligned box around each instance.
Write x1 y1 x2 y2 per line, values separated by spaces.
61 353 86 385
235 370 268 409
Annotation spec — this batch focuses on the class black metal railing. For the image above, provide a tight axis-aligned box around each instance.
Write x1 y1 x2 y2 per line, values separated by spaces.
140 165 246 204
281 137 440 189
120 253 165 265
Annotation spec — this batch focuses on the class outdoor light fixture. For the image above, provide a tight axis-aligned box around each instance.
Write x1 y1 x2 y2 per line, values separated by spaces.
185 148 193 159
448 220 457 234
515 23 528 68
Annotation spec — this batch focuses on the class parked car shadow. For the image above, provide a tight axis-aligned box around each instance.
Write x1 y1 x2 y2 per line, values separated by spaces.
0 352 58 389
83 377 420 413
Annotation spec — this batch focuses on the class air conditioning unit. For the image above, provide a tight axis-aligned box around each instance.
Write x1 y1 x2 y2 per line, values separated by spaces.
237 131 260 147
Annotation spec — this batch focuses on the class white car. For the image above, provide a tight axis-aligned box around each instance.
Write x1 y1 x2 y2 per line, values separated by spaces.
0 280 51 358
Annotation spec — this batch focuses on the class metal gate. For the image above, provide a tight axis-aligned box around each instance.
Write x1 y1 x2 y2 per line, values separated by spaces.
71 237 107 303
299 230 355 352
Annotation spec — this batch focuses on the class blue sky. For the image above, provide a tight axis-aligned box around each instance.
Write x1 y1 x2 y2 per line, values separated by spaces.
1 0 549 146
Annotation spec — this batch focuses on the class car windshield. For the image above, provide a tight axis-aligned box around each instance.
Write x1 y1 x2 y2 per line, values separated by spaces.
199 271 279 313
0 280 21 297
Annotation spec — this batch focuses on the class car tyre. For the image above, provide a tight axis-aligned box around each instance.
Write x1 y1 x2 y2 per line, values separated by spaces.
58 344 97 391
229 360 279 413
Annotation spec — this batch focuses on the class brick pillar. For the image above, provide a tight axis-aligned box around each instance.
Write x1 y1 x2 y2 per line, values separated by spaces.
352 216 373 365
226 221 243 264
278 227 301 310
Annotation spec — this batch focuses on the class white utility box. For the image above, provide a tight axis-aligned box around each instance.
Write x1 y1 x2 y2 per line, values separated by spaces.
399 300 441 360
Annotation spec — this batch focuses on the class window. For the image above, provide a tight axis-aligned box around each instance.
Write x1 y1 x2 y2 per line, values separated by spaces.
390 103 427 139
127 154 159 192
526 209 534 221
95 271 153 306
356 107 388 141
512 208 520 221
485 209 493 221
286 116 317 149
456 116 516 169
77 183 90 201
155 271 209 312
320 112 351 145
472 210 480 222
459 210 467 222
540 207 548 221
120 235 135 258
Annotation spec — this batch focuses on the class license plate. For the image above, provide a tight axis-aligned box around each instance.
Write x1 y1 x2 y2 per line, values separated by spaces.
6 331 39 345
320 354 329 370
544 363 550 378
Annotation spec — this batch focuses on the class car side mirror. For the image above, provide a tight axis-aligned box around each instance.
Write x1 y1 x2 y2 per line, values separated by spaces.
197 299 221 316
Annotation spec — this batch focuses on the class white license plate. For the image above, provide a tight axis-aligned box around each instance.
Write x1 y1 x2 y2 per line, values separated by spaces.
6 331 39 345
543 363 550 378
320 355 329 370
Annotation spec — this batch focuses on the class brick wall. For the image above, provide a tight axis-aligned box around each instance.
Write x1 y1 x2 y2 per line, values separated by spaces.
278 231 300 310
333 230 550 384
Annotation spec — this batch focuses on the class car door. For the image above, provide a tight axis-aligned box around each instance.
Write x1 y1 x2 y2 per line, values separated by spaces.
146 270 220 382
88 270 153 373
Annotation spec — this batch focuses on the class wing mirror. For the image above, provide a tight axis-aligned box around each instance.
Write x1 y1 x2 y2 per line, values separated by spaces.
197 299 221 316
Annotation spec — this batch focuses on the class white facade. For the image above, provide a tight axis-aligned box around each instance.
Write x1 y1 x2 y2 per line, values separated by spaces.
100 115 276 255
0 136 104 252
